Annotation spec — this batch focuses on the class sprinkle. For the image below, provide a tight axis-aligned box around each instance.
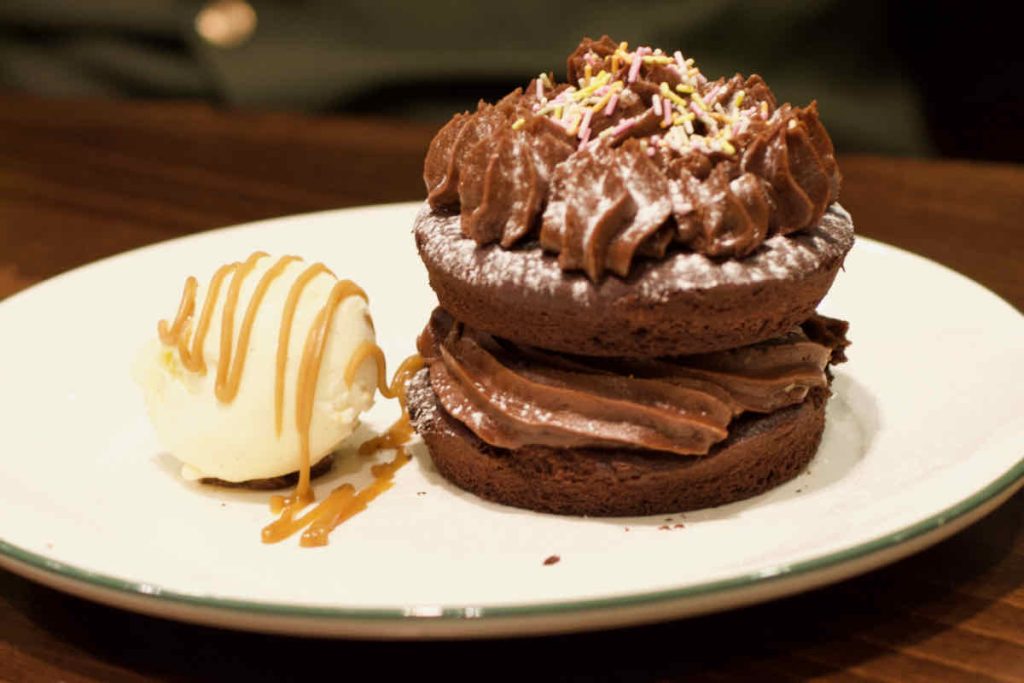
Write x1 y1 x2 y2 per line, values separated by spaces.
566 113 582 136
628 47 647 82
760 101 770 118
590 86 617 114
660 81 688 107
511 117 525 131
611 54 620 73
572 70 610 100
720 139 736 155
584 63 593 86
675 83 694 94
603 92 620 116
691 91 709 111
536 78 544 100
578 128 592 148
652 93 662 116
555 105 564 120
673 50 686 71
619 41 629 53
646 144 656 157
662 102 673 128
609 117 636 137
732 90 745 109
643 55 674 65
578 108 594 138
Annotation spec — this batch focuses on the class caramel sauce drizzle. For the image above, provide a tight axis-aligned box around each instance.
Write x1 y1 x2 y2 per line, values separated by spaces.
262 351 424 547
157 251 423 548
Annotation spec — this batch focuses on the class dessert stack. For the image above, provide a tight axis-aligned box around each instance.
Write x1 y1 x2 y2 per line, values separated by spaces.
407 37 853 516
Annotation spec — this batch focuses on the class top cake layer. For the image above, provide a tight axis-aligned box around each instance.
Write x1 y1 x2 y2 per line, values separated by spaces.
423 36 842 282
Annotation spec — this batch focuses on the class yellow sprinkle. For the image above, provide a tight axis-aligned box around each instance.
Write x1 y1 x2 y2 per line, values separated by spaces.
675 83 694 94
572 70 610 101
584 63 593 85
643 55 674 65
611 54 620 73
591 91 613 113
554 105 564 120
660 82 688 107
692 92 709 111
720 140 736 155
732 90 745 109
511 117 526 131
761 101 769 115
619 41 629 53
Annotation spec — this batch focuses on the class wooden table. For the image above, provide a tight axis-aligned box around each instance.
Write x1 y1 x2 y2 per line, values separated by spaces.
1 95 1021 682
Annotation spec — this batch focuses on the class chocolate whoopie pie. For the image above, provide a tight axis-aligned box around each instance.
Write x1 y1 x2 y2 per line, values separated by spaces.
409 36 854 515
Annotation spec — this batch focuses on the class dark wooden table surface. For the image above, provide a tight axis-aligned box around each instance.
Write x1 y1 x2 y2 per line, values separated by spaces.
1 94 1021 682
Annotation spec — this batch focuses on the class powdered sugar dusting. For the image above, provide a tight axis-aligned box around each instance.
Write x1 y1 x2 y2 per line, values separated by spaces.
415 203 854 307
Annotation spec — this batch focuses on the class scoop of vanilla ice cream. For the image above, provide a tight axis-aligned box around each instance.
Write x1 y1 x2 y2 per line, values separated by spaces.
135 255 378 483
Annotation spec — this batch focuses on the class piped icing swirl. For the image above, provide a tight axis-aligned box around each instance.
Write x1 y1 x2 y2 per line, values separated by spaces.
418 309 849 456
424 36 842 281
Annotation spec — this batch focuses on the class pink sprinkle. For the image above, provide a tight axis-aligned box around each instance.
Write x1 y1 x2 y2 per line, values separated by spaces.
610 116 637 136
628 47 648 83
578 128 592 149
645 144 656 157
604 92 619 116
652 94 662 116
663 103 673 126
704 85 720 104
536 78 543 100
674 50 686 72
578 109 594 138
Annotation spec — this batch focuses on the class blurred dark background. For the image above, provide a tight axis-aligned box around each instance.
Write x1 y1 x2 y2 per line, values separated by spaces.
0 0 1020 162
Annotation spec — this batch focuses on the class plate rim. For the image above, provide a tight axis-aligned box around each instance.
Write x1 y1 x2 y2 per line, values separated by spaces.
1 462 1021 624
1 201 1022 630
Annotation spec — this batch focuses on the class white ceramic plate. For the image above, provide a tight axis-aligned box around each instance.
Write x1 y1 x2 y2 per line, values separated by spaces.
1 203 1021 639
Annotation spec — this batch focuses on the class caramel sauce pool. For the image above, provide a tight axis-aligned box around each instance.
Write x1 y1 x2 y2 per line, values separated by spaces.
158 252 423 547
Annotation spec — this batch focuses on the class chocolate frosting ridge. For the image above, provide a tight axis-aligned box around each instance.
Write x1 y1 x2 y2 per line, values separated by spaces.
418 309 848 456
423 36 843 281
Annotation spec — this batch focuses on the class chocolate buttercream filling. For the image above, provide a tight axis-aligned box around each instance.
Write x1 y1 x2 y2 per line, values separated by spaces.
418 309 848 456
423 36 842 282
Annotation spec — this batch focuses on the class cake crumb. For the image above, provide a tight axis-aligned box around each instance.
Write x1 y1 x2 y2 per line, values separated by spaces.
416 491 427 496
543 555 561 566
658 525 670 531
674 524 685 529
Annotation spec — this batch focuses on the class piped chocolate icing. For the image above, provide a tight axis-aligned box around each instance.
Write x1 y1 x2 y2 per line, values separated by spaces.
423 36 842 281
418 309 848 456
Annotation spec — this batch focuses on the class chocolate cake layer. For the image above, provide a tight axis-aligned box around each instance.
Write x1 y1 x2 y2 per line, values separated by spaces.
415 202 853 357
407 369 827 516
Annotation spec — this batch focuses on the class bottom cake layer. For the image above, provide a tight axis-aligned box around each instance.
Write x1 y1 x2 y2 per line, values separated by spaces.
407 368 828 517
